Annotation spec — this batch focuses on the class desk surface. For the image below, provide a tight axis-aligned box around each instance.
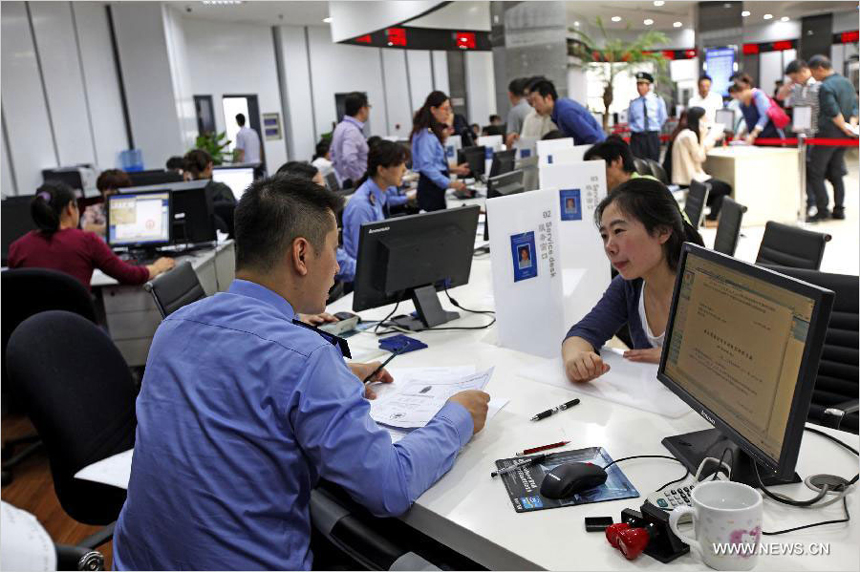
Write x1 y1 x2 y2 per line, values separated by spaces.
707 145 799 159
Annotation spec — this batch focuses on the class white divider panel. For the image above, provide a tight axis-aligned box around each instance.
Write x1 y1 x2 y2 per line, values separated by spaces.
538 161 611 329
487 189 566 358
535 137 573 157
538 144 592 168
445 134 462 168
477 134 503 174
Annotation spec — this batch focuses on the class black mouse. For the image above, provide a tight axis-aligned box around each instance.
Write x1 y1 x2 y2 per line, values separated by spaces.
539 462 608 499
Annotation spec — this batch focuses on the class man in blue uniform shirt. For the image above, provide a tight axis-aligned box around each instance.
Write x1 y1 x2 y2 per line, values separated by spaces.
529 79 605 145
627 71 667 162
113 174 490 570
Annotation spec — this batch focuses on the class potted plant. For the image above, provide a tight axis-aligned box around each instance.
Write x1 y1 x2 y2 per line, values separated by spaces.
194 131 231 165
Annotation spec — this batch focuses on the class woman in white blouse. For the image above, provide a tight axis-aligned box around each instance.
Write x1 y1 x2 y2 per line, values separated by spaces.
670 107 732 222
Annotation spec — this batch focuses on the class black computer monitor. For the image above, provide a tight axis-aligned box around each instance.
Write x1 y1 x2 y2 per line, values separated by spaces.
489 149 516 178
325 172 340 193
1 195 37 265
658 244 834 487
353 206 480 330
486 170 524 200
127 169 184 187
122 180 217 246
106 190 172 250
458 146 486 178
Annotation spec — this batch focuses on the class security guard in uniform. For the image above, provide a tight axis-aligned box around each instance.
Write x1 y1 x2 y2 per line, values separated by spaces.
627 72 667 162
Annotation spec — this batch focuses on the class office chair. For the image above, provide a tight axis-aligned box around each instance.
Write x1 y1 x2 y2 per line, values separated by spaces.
6 311 136 539
633 157 651 177
762 267 858 433
645 159 669 185
1 268 98 486
213 202 235 238
684 180 710 229
712 197 747 256
755 221 831 270
144 261 206 318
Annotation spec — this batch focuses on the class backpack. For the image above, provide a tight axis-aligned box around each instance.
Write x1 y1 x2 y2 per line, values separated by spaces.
754 89 790 130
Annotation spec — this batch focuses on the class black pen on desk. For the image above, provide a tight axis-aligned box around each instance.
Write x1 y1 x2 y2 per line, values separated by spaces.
530 398 580 421
491 454 546 478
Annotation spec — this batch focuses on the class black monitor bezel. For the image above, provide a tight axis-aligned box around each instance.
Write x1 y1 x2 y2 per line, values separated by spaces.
352 205 480 313
487 169 524 199
657 243 834 479
489 149 516 178
106 189 174 249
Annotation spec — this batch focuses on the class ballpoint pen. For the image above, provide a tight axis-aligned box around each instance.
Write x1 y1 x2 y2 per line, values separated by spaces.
490 454 546 478
530 398 580 421
515 440 571 456
362 343 409 384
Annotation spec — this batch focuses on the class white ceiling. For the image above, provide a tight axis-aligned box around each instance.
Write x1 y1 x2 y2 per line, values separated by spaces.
168 1 331 27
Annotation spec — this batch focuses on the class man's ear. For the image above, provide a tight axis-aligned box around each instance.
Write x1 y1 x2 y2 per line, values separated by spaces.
291 237 312 276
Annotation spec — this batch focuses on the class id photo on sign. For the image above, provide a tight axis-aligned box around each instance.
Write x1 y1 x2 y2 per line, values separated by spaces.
510 232 538 282
560 189 582 221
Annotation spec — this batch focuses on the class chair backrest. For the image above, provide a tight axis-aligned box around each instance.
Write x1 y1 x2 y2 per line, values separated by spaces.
712 197 747 256
684 180 710 229
6 311 137 524
633 157 651 176
646 159 669 184
755 221 831 270
762 267 858 433
144 261 206 318
213 202 235 238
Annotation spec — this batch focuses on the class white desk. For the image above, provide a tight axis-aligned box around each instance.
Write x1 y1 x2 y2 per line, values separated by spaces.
91 241 235 366
79 255 859 570
704 146 801 226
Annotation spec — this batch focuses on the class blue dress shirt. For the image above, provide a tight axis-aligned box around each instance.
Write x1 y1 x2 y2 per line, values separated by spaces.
331 116 369 185
336 247 356 283
343 178 388 260
385 187 409 208
411 129 450 190
550 98 606 145
628 92 667 133
113 280 473 571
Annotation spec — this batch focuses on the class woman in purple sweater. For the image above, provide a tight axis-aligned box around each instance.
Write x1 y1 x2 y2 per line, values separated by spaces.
562 178 704 383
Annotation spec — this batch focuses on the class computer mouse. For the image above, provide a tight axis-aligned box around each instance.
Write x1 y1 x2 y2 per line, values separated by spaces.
539 462 608 499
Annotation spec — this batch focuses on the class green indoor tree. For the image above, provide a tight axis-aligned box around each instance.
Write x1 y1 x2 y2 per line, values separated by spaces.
569 17 671 131
194 131 232 165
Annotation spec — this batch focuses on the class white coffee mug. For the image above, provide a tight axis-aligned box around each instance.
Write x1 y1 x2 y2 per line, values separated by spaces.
668 480 763 571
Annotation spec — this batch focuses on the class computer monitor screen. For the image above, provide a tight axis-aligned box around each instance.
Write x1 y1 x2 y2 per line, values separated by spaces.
487 170 524 199
212 167 254 201
127 169 183 187
353 206 480 330
1 196 37 265
325 172 340 192
489 149 516 178
658 244 834 486
106 191 172 248
715 109 735 134
458 146 486 178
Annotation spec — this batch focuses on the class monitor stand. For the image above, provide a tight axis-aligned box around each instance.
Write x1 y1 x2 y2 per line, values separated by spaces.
390 285 459 331
662 429 800 489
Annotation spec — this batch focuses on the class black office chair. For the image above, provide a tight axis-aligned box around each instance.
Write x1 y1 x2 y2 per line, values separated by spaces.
712 197 747 256
646 159 669 185
213 202 236 238
1 268 98 486
684 181 710 229
6 311 136 539
755 221 831 270
633 157 651 176
144 261 206 318
762 267 858 433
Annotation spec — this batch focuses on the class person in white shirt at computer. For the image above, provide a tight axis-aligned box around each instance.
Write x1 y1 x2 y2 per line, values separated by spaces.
687 74 724 122
234 113 261 164
311 139 334 178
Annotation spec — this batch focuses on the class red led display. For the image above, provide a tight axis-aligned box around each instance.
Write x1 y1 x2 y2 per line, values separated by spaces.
842 30 859 43
355 34 372 44
386 27 407 46
456 32 476 49
772 40 793 51
742 43 759 55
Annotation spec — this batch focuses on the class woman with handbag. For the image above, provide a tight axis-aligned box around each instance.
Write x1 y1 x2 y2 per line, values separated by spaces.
728 73 786 144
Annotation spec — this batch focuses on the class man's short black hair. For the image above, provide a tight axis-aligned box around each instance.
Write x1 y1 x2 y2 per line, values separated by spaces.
530 80 558 101
808 55 832 70
236 113 246 126
508 77 529 96
234 174 344 272
784 59 808 75
276 161 319 180
344 92 369 117
583 137 635 173
541 130 566 140
698 74 713 84
525 76 546 93
166 156 184 170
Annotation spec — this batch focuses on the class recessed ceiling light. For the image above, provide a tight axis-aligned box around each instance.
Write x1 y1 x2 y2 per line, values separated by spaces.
741 10 750 17
644 19 654 25
611 16 622 22
574 21 580 27
653 1 665 6
763 13 773 20
780 16 790 22
201 0 242 5
673 21 683 27
322 17 331 23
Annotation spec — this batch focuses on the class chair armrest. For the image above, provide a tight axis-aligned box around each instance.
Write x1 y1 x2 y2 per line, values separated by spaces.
55 544 104 571
822 399 860 430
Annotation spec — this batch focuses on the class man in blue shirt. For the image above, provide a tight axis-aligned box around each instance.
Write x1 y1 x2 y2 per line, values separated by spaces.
529 79 605 145
627 72 667 162
331 92 371 188
113 174 489 570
